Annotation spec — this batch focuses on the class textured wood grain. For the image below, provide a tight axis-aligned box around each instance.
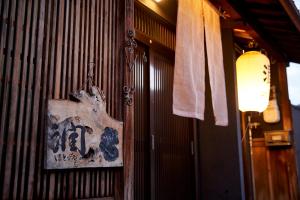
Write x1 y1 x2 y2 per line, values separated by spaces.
46 87 123 169
252 139 299 199
0 0 123 199
123 0 135 200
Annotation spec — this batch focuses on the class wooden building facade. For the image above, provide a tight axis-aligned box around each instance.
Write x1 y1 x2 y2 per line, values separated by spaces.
0 0 124 199
1 0 300 199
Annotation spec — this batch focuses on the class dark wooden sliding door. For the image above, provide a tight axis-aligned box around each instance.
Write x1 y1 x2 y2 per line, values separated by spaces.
149 50 195 200
134 42 195 200
134 43 151 200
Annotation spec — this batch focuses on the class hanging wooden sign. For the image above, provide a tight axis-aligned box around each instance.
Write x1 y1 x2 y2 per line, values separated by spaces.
45 86 123 169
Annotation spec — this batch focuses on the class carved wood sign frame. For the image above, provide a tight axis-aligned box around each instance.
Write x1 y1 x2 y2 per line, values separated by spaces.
45 86 123 169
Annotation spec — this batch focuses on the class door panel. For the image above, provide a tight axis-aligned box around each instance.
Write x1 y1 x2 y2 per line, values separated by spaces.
134 44 195 200
134 44 151 200
149 50 195 200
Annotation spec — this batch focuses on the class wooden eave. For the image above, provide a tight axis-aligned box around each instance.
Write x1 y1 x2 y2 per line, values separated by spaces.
212 0 300 63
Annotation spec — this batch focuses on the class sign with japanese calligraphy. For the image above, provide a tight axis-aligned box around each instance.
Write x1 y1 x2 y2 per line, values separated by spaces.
45 86 123 169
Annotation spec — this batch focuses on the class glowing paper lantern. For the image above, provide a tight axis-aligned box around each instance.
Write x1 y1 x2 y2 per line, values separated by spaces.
236 51 271 112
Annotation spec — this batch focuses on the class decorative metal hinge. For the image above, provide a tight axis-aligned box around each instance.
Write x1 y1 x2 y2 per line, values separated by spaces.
123 86 134 106
123 29 137 106
125 30 137 71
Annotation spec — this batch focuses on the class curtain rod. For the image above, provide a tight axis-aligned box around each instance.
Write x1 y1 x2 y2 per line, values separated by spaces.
204 0 227 19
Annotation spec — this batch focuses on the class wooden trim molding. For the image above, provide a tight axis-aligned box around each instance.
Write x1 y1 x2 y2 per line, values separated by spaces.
135 30 175 58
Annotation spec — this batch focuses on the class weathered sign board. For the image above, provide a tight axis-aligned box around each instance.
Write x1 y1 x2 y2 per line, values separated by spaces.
45 86 123 169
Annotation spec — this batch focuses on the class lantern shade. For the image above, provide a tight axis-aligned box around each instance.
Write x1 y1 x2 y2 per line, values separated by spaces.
236 51 271 112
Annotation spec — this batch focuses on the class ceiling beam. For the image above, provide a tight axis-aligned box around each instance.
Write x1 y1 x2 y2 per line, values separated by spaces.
257 18 293 28
278 0 300 33
215 0 287 61
246 2 281 10
264 26 297 34
249 8 285 17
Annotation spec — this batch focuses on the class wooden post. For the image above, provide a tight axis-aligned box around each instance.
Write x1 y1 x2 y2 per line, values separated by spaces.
277 62 293 131
123 0 135 200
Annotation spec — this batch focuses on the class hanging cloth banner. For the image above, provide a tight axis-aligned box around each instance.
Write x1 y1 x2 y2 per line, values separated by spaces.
173 0 228 126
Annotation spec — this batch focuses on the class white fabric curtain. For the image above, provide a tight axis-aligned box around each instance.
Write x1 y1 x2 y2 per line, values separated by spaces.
173 0 228 126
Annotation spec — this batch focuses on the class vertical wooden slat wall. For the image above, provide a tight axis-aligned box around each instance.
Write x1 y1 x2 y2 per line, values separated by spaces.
0 0 123 199
134 3 176 51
